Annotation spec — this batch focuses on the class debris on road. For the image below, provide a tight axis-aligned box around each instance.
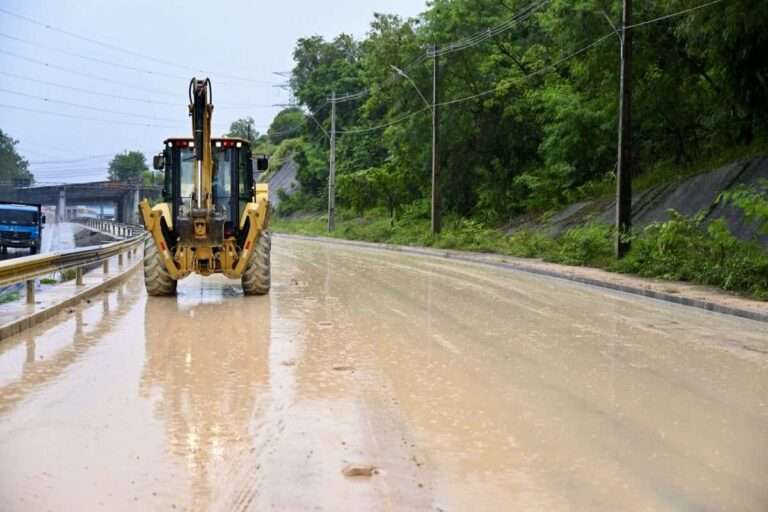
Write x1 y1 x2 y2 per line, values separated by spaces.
342 464 378 477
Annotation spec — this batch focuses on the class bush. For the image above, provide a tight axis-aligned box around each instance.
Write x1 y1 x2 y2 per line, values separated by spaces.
277 190 325 217
548 224 614 266
0 291 20 304
505 230 559 258
614 211 768 298
720 179 768 235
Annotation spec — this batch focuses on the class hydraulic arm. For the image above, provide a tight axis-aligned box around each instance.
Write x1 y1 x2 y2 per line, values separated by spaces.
138 78 272 296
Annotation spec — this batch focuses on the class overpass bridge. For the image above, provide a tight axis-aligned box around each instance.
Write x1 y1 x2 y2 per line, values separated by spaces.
0 181 161 224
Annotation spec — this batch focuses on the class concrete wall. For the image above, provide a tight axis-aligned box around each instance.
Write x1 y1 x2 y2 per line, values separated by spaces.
510 156 768 245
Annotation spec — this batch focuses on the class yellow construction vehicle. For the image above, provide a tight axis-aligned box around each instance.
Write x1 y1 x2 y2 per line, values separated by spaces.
139 78 271 296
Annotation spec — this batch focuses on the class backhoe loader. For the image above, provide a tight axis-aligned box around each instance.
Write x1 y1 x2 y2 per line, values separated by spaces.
139 78 271 296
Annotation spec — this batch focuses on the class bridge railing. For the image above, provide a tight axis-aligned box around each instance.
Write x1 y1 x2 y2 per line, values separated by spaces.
74 217 144 238
0 222 146 305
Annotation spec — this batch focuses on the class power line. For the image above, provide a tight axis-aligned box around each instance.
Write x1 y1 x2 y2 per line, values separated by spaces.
0 48 178 97
0 71 280 110
0 103 182 128
428 0 549 57
0 32 186 81
437 33 615 108
32 171 110 177
330 34 613 136
329 0 547 105
0 31 279 87
336 107 430 135
29 152 155 166
333 53 431 104
0 6 278 85
0 87 180 123
260 102 332 139
29 154 115 165
433 0 727 107
0 70 178 105
215 104 282 110
626 0 725 29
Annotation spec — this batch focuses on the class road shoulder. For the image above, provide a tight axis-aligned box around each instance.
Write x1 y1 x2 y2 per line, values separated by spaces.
276 233 768 323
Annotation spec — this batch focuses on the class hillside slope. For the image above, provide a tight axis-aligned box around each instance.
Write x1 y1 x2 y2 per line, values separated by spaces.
513 156 768 245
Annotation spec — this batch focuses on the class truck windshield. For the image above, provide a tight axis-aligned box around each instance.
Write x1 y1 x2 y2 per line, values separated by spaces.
0 208 37 225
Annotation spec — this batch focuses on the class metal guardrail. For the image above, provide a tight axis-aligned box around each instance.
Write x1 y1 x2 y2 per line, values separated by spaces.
77 218 144 238
0 220 146 304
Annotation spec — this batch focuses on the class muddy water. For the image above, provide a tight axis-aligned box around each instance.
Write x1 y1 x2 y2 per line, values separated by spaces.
0 237 767 511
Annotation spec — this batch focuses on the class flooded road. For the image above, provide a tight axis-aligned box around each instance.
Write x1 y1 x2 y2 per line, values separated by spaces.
0 236 766 511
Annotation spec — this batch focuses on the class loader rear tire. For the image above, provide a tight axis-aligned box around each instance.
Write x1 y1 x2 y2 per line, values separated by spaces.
143 236 177 296
241 231 271 296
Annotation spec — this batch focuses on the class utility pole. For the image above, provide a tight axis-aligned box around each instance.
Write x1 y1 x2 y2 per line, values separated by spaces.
615 0 633 258
328 91 337 232
431 46 441 235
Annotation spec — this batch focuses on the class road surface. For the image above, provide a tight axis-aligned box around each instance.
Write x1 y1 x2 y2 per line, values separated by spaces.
0 237 766 511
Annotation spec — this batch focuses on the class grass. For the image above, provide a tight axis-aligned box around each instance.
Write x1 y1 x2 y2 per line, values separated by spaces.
39 278 57 285
60 269 78 282
0 291 21 305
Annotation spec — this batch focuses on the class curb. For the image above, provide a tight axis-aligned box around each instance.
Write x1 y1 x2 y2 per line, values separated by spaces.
0 258 142 341
276 233 768 324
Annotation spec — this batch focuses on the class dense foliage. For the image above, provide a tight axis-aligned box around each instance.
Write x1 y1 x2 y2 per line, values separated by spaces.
108 151 149 184
721 179 768 234
226 117 261 145
0 129 33 186
263 0 768 298
268 0 766 222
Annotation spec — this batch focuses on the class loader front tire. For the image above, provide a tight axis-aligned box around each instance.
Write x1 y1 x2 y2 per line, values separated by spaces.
241 231 271 296
143 236 177 296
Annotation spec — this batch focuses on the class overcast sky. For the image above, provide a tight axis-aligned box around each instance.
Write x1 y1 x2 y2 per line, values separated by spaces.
0 0 426 183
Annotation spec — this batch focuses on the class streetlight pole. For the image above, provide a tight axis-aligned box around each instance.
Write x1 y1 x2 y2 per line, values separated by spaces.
390 60 441 235
328 91 337 232
431 48 441 235
616 0 633 257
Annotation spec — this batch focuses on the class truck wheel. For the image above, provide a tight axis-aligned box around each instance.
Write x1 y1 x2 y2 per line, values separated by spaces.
29 245 38 255
241 231 271 296
143 237 177 296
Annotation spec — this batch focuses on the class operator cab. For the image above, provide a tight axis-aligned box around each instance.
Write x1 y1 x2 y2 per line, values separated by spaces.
153 138 268 244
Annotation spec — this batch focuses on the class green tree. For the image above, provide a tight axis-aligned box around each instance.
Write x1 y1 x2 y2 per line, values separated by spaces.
291 34 364 127
0 129 33 186
142 169 164 186
227 117 260 145
275 0 768 224
108 151 148 184
268 108 306 144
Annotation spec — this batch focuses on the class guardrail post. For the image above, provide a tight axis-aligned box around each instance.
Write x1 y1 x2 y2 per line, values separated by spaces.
76 267 84 286
103 259 109 274
26 280 35 304
118 252 124 266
